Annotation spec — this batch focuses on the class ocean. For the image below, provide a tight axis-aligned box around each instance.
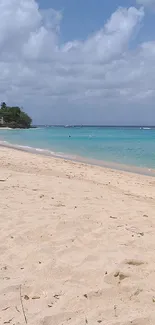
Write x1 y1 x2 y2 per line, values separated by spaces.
0 126 155 172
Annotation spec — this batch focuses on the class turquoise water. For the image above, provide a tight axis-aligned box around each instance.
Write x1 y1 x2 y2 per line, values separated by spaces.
0 127 155 169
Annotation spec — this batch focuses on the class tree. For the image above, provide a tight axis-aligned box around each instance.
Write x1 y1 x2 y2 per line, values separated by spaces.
1 102 7 110
0 103 32 128
18 111 32 128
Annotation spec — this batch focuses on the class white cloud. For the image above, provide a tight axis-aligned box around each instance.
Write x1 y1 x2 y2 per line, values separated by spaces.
0 0 154 125
62 7 144 63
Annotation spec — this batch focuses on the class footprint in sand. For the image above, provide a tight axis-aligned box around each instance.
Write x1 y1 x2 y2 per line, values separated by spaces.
40 313 73 325
104 259 145 286
104 270 129 285
125 259 145 267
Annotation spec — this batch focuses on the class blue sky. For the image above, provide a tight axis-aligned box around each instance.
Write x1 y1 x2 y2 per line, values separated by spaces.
39 0 131 41
38 0 154 43
0 0 155 125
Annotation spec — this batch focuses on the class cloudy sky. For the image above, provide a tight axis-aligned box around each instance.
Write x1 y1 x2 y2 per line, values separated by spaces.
0 0 155 125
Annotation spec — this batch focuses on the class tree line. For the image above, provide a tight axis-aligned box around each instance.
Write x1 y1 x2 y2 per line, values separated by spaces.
0 102 32 128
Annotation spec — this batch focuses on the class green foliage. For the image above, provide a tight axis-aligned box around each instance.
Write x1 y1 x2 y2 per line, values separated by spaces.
0 102 32 128
18 111 32 128
1 102 7 110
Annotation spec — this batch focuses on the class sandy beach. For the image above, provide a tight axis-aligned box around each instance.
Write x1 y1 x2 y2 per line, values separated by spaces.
0 146 155 325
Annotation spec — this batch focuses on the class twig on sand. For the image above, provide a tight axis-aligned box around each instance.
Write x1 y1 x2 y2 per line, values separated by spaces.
19 285 27 324
2 307 10 311
114 305 117 317
4 317 14 324
0 175 10 182
15 306 20 313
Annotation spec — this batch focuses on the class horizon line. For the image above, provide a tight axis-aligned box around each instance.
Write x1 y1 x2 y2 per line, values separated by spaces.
32 125 155 128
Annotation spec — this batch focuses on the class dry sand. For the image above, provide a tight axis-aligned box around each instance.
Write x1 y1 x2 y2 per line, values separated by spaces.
0 146 155 325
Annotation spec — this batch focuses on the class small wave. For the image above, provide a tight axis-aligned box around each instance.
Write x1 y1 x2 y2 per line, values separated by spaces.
0 140 75 160
0 140 11 145
143 127 151 130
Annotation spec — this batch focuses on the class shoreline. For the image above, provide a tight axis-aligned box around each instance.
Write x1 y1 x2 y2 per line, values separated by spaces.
0 127 12 130
0 140 155 177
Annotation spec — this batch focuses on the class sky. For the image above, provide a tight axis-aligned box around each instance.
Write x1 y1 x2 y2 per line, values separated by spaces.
0 0 155 125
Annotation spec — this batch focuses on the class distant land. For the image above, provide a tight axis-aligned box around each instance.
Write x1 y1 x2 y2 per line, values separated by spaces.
0 102 32 129
34 125 155 128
